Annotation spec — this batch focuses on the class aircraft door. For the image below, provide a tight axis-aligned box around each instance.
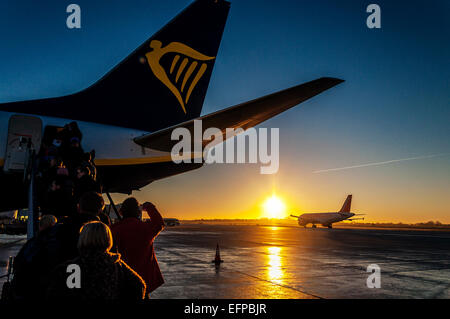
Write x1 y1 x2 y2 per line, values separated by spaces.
3 115 42 173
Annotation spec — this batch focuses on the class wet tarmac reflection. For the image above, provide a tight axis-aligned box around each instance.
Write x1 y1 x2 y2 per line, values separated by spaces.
267 246 283 284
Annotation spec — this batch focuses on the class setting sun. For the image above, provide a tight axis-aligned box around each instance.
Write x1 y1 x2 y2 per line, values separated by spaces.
262 195 286 219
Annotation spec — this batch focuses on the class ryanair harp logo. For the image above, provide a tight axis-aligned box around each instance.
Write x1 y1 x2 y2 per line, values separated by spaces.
145 40 215 114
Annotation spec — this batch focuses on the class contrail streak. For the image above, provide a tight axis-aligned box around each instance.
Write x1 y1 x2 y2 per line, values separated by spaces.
313 153 447 174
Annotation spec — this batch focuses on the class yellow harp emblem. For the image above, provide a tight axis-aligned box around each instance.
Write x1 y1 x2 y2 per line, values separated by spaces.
145 40 215 114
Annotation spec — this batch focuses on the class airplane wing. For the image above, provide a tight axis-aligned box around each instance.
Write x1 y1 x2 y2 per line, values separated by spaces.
134 77 344 151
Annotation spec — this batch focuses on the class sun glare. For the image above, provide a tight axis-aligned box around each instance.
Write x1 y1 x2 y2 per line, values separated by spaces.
263 195 286 219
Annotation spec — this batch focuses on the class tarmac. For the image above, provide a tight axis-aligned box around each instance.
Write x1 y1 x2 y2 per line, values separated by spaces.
150 224 450 299
1 224 450 299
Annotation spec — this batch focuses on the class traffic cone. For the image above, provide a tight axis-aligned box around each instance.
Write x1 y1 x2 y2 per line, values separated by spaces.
212 243 224 264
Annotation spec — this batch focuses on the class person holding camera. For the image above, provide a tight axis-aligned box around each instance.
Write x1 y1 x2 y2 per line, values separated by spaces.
111 198 165 297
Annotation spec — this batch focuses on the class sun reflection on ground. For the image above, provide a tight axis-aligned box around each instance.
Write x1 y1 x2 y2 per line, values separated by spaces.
267 246 283 284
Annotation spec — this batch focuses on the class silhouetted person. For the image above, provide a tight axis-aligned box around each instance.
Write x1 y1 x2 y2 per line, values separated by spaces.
53 191 107 263
47 221 146 299
63 137 85 176
13 192 108 300
111 198 164 296
9 215 58 300
60 122 82 170
42 175 74 218
81 151 97 180
74 165 101 203
38 215 58 232
62 121 83 145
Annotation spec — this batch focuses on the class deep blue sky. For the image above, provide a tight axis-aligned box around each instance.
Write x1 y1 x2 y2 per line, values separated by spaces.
1 0 449 221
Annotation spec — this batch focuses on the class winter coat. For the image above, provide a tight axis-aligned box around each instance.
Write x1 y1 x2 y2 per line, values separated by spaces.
46 251 146 299
74 174 101 202
49 213 101 265
9 228 55 299
111 213 164 294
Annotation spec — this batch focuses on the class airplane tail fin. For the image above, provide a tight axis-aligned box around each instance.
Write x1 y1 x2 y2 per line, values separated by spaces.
339 195 352 213
0 0 230 132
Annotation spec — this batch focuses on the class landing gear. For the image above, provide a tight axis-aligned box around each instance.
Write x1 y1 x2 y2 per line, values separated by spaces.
312 224 317 228
327 225 333 229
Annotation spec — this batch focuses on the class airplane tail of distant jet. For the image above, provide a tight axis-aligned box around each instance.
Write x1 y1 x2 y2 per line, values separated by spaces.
0 0 230 132
339 195 352 213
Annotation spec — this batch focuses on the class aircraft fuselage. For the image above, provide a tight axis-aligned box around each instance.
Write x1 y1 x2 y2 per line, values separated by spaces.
297 212 355 227
0 111 202 210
